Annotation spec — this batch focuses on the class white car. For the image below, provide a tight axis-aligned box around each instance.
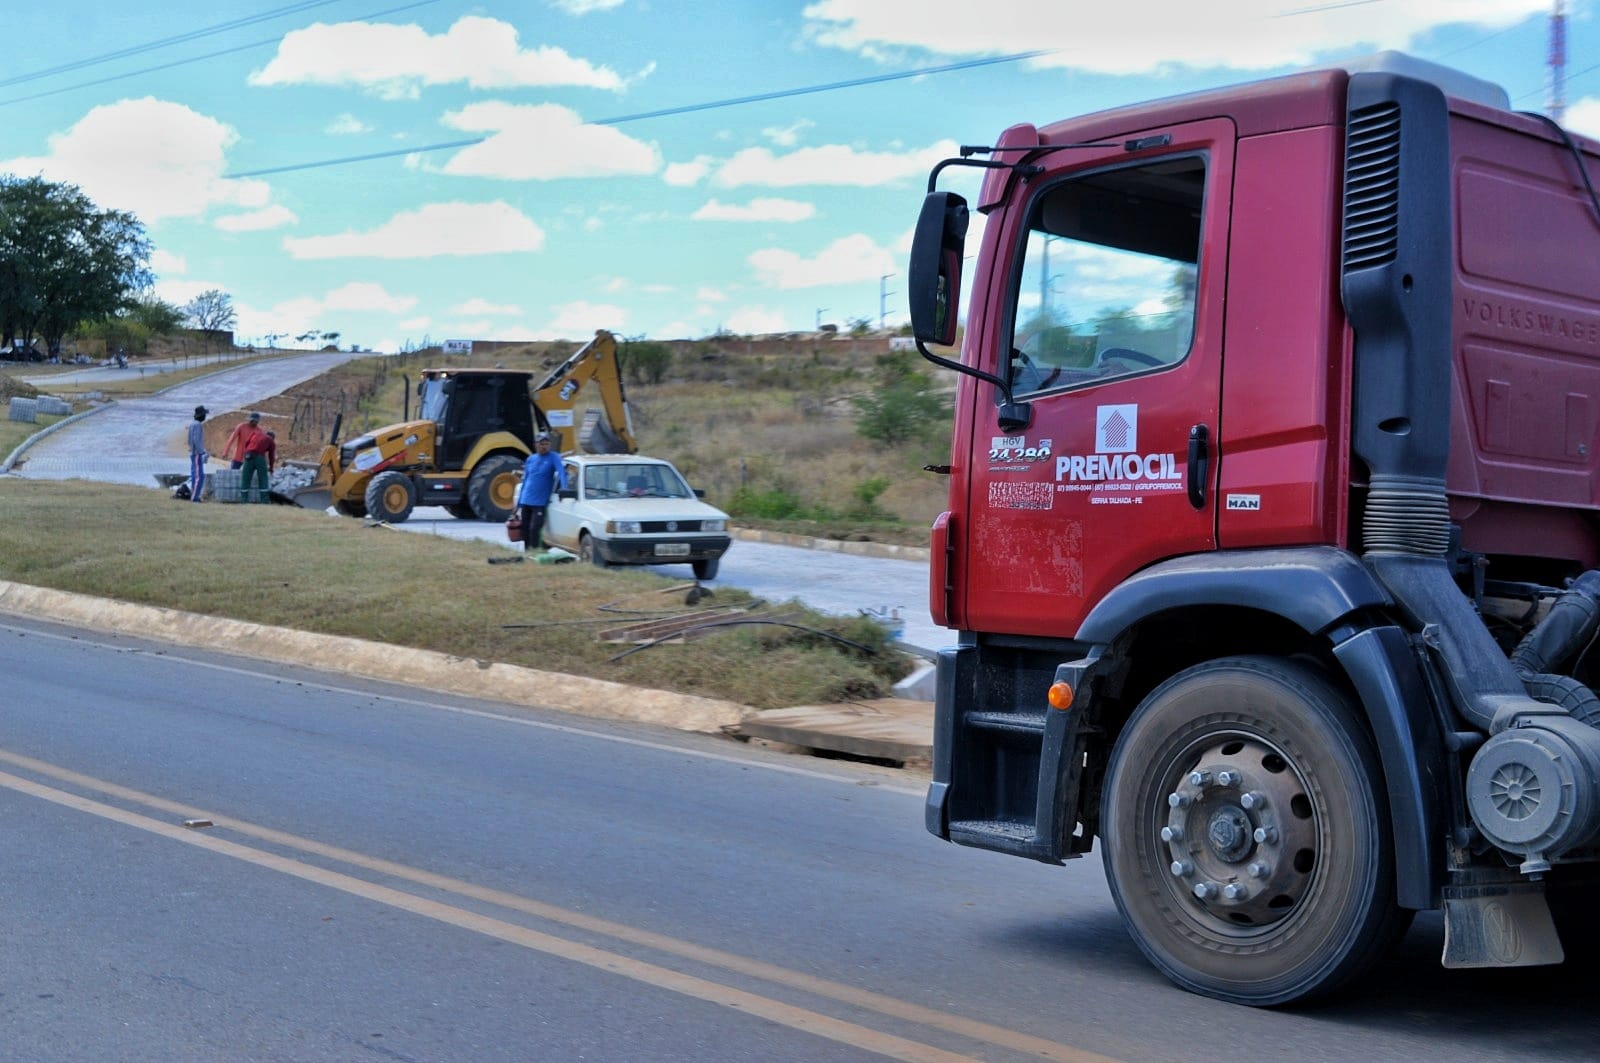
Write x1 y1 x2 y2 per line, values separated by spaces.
543 455 732 580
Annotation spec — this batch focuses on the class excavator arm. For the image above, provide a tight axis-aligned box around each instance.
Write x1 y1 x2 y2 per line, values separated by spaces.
534 329 637 455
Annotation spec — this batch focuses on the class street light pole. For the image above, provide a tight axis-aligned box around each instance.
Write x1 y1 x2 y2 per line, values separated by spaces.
879 274 895 331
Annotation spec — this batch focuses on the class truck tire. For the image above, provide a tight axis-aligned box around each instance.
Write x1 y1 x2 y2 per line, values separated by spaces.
468 455 522 522
692 556 719 581
1101 656 1402 1006
364 471 416 524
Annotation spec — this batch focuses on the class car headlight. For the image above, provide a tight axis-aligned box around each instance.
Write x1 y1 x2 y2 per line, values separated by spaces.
702 519 727 532
606 520 642 534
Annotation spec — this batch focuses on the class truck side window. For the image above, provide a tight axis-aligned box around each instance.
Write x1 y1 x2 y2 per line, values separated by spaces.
1008 155 1204 396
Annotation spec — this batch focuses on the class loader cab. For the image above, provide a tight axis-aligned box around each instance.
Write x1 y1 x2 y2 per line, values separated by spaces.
419 370 538 468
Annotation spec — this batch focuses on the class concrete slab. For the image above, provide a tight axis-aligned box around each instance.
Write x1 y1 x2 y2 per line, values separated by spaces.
735 698 932 766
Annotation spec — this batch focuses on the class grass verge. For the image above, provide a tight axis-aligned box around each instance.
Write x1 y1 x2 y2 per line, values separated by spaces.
0 479 910 710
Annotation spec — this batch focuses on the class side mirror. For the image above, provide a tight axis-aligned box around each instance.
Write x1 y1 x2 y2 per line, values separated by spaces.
694 488 706 498
558 489 577 501
908 191 968 346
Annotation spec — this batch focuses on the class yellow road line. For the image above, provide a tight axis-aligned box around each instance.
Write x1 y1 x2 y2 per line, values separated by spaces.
0 748 1122 1063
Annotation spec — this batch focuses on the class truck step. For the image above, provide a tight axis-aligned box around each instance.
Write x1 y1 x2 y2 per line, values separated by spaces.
963 711 1048 736
947 818 1057 861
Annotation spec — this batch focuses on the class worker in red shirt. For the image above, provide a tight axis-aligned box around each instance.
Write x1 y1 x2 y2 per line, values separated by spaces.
221 411 262 470
240 422 276 504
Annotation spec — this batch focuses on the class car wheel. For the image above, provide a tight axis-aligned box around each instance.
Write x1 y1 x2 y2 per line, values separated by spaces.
467 455 522 522
364 471 416 524
578 533 608 568
692 556 719 581
1101 655 1403 1006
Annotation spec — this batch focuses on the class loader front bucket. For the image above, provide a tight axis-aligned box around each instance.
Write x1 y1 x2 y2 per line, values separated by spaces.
281 486 332 510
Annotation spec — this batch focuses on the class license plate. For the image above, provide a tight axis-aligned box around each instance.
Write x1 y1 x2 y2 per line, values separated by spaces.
653 543 691 556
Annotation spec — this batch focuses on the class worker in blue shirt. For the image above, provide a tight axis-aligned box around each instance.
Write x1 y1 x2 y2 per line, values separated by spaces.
515 433 567 551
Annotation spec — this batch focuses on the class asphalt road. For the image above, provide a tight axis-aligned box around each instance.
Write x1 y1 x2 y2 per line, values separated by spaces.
4 612 1599 1061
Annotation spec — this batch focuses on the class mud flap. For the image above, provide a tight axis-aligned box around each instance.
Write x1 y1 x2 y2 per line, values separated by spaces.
1442 885 1564 968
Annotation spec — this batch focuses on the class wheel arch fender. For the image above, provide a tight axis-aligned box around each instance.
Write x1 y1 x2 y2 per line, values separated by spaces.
1078 546 1445 910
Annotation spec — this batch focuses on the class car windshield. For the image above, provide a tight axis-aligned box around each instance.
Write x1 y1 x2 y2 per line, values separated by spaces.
583 463 693 499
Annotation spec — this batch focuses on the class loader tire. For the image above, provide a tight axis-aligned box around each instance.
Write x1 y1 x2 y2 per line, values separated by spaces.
365 471 416 524
447 501 478 520
468 455 522 522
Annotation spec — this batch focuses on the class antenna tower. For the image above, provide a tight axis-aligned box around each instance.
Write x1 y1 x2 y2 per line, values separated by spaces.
1550 0 1568 122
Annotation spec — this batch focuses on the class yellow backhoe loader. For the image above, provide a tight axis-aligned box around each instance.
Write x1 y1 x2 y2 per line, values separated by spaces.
290 329 636 523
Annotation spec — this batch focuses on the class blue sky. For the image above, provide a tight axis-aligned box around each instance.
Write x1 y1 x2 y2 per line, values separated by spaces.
2 1 1591 351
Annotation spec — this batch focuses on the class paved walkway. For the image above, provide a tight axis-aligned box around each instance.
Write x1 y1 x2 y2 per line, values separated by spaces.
7 351 366 485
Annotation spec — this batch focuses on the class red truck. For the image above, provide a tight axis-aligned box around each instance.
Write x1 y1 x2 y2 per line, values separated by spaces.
908 53 1600 1006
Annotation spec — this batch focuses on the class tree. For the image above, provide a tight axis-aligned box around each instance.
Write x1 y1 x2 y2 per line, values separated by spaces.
851 350 952 447
0 176 152 352
128 292 185 334
620 339 672 384
184 289 236 332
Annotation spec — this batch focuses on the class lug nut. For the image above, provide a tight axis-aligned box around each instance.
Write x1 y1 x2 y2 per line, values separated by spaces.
1171 860 1194 878
1217 770 1241 788
1253 826 1279 845
1193 882 1218 900
1222 883 1248 901
1188 770 1212 787
1168 792 1191 808
1160 825 1184 843
1240 790 1267 810
1248 862 1270 879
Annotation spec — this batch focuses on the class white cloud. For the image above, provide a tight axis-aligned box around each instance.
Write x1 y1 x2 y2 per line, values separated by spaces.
443 318 494 336
325 113 371 135
692 197 816 222
1567 98 1600 140
763 119 814 147
663 157 713 186
549 300 628 335
0 98 272 223
696 287 727 302
802 0 1548 74
725 306 793 334
453 297 522 315
156 279 223 307
603 277 629 293
235 296 324 345
214 204 299 232
438 102 659 179
714 140 958 187
748 233 898 289
552 0 625 12
150 249 187 276
400 316 432 331
325 282 417 313
283 201 545 260
250 16 623 97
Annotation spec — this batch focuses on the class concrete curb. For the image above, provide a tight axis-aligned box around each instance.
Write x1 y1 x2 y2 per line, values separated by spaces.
0 580 751 734
731 527 930 562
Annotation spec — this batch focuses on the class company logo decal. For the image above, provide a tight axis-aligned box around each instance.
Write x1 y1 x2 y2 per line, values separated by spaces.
1055 404 1183 505
1226 494 1261 511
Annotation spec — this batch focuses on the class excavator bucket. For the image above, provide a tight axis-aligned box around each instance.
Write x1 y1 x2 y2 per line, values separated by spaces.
578 407 631 454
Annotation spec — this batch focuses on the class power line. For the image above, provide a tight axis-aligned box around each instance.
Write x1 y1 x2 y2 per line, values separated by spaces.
0 0 345 90
225 48 1052 178
0 0 446 109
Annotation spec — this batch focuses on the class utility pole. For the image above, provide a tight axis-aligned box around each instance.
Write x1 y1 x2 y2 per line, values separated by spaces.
1550 0 1568 122
815 307 829 330
879 274 895 331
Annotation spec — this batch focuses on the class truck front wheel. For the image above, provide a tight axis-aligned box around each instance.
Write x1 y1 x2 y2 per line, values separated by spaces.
1101 656 1403 1006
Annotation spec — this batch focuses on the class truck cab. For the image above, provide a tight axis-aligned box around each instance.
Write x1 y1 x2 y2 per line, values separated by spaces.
909 54 1600 1005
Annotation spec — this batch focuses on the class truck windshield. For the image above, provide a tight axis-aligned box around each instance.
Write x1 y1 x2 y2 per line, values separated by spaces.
1008 154 1204 395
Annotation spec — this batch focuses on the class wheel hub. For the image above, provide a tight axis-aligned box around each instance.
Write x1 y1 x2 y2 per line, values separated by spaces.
1160 738 1317 927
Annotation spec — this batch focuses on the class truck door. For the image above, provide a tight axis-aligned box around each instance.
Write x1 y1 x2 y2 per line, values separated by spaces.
961 120 1233 637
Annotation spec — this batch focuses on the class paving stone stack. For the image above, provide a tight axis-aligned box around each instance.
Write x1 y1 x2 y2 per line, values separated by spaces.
35 396 71 416
8 397 37 422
